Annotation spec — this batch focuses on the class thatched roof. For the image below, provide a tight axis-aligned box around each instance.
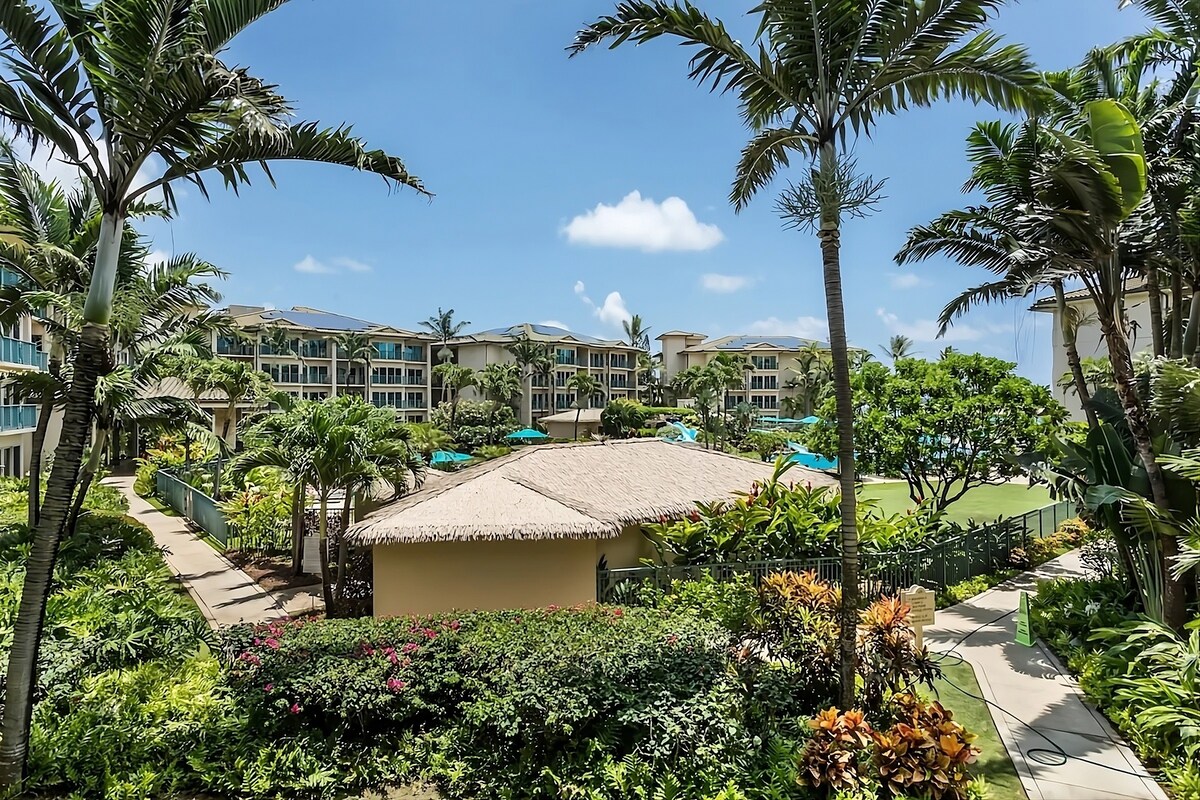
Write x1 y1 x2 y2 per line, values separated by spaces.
346 439 837 545
538 408 603 424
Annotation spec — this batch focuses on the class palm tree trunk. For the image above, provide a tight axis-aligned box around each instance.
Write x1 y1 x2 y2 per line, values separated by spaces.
1170 271 1184 359
0 322 108 786
26 353 60 528
1147 267 1165 357
67 427 108 534
1184 287 1200 365
0 207 123 788
1101 310 1187 628
817 146 859 711
333 490 353 613
290 482 304 576
317 494 334 611
1054 282 1097 429
525 373 533 428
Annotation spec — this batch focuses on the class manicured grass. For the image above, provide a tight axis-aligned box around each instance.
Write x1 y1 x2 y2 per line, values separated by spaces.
932 659 1028 800
860 481 1052 524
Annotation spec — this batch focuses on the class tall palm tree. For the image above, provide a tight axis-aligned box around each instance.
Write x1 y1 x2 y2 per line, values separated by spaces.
880 335 916 362
507 334 554 427
261 324 304 379
420 307 471 391
334 332 374 395
0 1 428 781
622 313 652 351
433 362 477 435
571 0 1041 706
566 371 600 439
477 362 522 443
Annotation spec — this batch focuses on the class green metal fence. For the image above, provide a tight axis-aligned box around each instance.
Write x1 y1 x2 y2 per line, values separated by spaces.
156 469 231 546
597 500 1075 603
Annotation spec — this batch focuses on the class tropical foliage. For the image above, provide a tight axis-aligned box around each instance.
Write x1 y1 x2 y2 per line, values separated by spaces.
806 353 1065 510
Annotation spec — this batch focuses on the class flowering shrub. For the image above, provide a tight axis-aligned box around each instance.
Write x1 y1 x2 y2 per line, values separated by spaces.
857 598 939 718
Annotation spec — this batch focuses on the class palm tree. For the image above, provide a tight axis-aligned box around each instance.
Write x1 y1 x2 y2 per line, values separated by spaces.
566 371 600 439
0 0 429 781
622 314 652 351
421 307 471 395
261 324 304 379
407 422 454 460
432 362 477 434
880 335 916 362
334 332 374 396
209 360 274 446
477 362 522 443
571 0 1040 706
507 334 554 427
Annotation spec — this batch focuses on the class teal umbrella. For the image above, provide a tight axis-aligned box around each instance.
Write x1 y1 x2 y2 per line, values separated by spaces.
799 415 822 425
430 450 472 465
505 428 550 441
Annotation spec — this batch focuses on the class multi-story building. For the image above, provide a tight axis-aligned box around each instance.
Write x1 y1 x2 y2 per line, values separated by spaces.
0 267 49 476
446 323 641 421
215 306 436 428
656 331 831 413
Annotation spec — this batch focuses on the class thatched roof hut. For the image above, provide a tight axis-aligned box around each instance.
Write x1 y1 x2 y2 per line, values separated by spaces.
347 438 836 546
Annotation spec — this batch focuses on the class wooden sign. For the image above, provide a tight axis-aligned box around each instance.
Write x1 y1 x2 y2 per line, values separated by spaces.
901 585 936 649
1015 591 1034 647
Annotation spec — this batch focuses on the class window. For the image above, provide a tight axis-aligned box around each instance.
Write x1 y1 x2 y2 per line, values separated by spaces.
610 375 628 389
0 445 21 477
217 335 252 356
589 354 604 368
751 355 778 370
750 375 778 390
260 336 300 356
402 345 425 362
751 395 779 410
531 394 548 410
303 366 329 384
725 394 745 409
531 374 549 388
263 363 300 383
372 391 403 408
302 391 327 401
299 338 328 358
609 353 629 369
405 392 424 408
555 370 570 387
555 348 576 365
555 393 571 410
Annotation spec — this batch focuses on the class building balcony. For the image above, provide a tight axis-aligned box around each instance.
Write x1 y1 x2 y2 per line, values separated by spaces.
0 336 47 370
371 377 425 386
0 404 37 432
216 339 255 357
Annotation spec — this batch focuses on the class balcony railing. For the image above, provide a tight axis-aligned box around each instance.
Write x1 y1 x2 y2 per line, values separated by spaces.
216 339 255 356
0 405 37 432
0 336 47 370
372 376 425 386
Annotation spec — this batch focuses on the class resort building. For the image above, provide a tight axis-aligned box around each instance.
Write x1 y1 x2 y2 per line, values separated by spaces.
446 323 642 422
214 305 436 427
657 331 832 412
1031 286 1157 422
0 268 49 476
348 438 836 616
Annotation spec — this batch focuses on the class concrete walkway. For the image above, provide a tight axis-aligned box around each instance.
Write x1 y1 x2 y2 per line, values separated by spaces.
106 475 287 627
927 551 1167 800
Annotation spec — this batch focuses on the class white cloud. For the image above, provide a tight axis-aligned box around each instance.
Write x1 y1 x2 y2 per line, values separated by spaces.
6 128 168 201
889 272 920 290
876 307 1009 343
574 280 632 329
293 255 335 275
146 249 171 268
538 319 570 330
563 190 724 252
700 273 752 293
745 315 829 340
334 257 372 273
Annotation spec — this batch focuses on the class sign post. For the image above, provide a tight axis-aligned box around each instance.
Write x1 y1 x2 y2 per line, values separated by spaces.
901 585 936 650
1015 591 1034 647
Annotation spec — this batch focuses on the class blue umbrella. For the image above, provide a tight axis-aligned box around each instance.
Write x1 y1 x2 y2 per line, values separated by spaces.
430 450 472 465
799 415 822 425
505 428 550 441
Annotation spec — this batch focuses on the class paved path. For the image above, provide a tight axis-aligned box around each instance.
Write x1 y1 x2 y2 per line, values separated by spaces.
106 475 287 627
927 551 1167 800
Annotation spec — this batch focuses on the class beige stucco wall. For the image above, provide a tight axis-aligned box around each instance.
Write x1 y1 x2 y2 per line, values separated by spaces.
596 524 656 570
543 417 598 439
372 537 599 617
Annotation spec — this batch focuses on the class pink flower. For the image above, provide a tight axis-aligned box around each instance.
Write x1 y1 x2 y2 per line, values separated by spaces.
382 647 399 665
612 608 624 618
263 683 274 693
401 642 420 655
264 638 280 650
238 651 261 666
386 678 407 693
289 703 301 715
547 604 560 612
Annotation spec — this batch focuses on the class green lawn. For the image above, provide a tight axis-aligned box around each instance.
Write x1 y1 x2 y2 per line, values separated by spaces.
860 481 1052 524
932 660 1028 800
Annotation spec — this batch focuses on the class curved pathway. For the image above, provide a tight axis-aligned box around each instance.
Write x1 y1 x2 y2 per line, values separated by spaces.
928 551 1167 800
105 475 287 627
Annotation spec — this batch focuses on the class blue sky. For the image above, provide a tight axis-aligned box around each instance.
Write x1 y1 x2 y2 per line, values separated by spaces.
131 1 1147 383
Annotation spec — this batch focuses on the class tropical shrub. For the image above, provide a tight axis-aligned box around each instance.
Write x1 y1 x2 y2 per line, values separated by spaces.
857 598 939 718
796 707 875 795
221 467 293 551
872 694 980 800
432 399 517 451
642 460 948 565
133 440 213 497
600 398 649 437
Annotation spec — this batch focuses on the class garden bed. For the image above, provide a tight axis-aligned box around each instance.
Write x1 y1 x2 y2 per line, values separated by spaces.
225 550 321 592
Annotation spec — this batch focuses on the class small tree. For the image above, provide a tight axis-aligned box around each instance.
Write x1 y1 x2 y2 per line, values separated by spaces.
807 353 1066 510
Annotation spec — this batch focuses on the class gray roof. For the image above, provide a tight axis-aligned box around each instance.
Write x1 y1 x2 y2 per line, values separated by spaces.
681 334 831 353
460 323 634 348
